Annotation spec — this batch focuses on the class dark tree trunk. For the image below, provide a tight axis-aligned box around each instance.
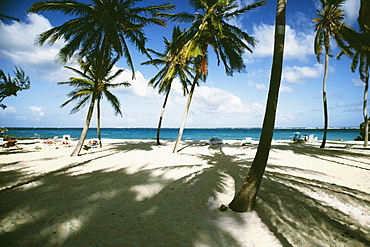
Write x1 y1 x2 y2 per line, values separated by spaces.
320 53 329 148
71 91 96 156
97 97 102 147
363 62 369 147
156 85 171 145
229 0 286 212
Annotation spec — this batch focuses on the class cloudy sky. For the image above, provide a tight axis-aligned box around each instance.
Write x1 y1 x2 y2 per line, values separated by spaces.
0 0 365 128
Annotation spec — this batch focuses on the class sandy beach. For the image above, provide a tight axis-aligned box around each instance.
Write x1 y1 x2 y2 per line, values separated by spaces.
0 138 369 246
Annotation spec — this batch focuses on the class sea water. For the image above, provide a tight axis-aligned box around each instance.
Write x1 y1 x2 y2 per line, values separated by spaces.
4 127 361 141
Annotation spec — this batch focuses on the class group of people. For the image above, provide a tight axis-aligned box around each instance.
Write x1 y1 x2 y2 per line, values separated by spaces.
293 134 308 143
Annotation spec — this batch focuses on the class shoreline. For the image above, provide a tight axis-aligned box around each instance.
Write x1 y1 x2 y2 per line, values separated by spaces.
1 138 369 246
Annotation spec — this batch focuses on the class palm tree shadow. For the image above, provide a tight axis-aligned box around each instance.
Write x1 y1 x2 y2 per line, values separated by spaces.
106 140 159 152
253 163 370 246
273 143 370 170
0 148 251 246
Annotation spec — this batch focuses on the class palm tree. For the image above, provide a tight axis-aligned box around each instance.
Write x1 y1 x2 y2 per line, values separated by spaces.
351 0 370 147
0 66 30 109
142 26 195 145
313 0 351 148
27 0 175 75
59 55 129 149
169 0 267 153
228 0 287 212
28 0 174 156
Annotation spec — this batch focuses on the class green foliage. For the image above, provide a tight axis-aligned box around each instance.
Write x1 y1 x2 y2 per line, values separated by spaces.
169 0 267 77
0 67 31 109
59 55 130 116
27 0 175 76
142 26 196 96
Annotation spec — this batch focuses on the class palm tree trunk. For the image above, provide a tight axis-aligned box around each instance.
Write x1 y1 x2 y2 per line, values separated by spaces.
173 73 200 153
71 92 96 157
229 0 286 212
156 85 172 145
97 97 102 147
320 52 329 148
363 61 369 147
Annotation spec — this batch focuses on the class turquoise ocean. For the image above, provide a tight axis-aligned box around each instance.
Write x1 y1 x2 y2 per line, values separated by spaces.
4 127 361 141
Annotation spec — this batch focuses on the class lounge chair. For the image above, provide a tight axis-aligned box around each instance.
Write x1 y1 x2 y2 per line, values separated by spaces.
209 137 223 145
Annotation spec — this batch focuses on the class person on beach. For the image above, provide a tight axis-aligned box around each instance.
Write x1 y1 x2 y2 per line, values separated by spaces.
2 139 19 148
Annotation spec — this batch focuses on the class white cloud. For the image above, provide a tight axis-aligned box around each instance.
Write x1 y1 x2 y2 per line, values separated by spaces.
336 101 362 112
113 68 160 100
0 106 17 114
255 83 267 91
282 64 322 84
343 0 360 26
353 78 364 87
192 86 264 117
247 24 315 61
29 106 45 117
0 13 64 70
280 84 292 93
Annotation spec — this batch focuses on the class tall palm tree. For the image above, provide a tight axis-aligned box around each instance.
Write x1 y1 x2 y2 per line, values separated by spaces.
28 0 174 156
351 0 370 147
0 67 30 109
142 26 195 145
313 0 351 148
27 0 175 75
59 55 129 149
228 0 287 212
169 0 267 153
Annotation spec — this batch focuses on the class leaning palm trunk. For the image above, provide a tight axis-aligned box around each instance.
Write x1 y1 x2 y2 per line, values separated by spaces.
173 73 200 153
97 97 102 147
71 91 97 156
363 62 369 147
229 0 286 212
156 85 172 145
320 52 329 148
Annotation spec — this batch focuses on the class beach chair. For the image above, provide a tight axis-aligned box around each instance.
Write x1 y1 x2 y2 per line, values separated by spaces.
209 137 223 145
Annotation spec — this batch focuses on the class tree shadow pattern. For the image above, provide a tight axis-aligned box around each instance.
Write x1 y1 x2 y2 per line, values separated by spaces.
0 143 369 246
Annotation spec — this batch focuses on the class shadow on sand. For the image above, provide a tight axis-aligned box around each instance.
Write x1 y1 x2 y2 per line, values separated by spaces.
0 143 369 246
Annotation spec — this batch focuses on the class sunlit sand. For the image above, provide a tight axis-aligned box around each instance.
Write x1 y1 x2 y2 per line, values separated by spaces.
1 138 369 246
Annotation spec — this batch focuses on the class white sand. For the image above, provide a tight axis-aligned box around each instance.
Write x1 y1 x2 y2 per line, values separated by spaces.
0 138 369 246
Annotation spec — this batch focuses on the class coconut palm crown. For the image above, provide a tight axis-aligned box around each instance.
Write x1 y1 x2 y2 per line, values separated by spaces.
169 0 266 77
28 0 175 75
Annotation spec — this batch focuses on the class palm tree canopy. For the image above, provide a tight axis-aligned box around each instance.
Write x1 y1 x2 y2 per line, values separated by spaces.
142 26 197 96
0 67 31 108
59 55 130 115
313 0 359 63
169 0 267 76
28 0 175 73
358 0 370 33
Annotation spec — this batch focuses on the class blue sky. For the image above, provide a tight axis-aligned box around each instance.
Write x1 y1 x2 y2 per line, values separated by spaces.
0 0 365 128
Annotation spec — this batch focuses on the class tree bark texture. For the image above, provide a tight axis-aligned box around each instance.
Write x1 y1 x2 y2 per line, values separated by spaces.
229 0 287 212
320 52 329 148
173 73 199 153
363 62 369 147
71 91 96 156
156 87 171 145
